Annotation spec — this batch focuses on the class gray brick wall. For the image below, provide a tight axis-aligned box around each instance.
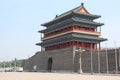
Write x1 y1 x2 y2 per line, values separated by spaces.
23 47 120 73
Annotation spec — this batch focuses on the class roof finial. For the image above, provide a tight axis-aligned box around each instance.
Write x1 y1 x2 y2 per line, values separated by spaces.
81 3 84 6
55 15 58 18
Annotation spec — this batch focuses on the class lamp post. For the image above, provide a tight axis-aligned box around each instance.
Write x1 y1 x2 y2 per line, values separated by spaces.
106 47 109 74
14 58 17 72
105 43 109 74
114 42 118 74
91 48 93 74
76 47 85 74
98 49 100 74
119 47 120 67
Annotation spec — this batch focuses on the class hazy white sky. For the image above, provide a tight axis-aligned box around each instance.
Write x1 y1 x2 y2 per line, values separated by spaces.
0 0 120 61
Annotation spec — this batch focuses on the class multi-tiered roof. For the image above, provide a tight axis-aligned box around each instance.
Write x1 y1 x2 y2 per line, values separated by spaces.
37 3 107 51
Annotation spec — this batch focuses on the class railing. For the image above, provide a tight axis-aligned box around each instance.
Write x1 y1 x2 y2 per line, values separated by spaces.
101 47 120 51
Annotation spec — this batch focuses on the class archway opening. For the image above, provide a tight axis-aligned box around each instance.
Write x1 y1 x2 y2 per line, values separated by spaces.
47 57 53 72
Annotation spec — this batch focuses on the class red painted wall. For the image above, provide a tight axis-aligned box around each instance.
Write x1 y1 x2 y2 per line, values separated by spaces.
45 42 96 51
44 26 95 38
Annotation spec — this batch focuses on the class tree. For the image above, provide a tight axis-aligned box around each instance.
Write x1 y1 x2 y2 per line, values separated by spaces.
0 59 23 68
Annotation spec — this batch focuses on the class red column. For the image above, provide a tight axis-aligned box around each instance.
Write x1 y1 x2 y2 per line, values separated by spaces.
93 43 95 49
90 43 92 50
76 42 78 47
82 42 84 48
96 44 97 50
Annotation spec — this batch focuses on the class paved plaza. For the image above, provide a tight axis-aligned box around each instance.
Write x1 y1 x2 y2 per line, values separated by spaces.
0 72 120 80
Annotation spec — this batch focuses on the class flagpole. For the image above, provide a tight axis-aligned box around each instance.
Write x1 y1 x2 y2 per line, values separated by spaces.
105 43 109 74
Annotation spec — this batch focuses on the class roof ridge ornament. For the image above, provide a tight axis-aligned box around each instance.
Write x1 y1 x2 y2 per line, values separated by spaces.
81 3 84 6
55 15 58 18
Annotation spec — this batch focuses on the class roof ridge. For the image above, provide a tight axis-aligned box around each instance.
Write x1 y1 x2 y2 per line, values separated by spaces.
56 5 82 18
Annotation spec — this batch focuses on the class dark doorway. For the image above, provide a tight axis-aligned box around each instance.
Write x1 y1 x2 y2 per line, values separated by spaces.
47 57 53 72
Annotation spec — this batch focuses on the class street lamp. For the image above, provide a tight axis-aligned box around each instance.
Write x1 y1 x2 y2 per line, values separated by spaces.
75 47 85 74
